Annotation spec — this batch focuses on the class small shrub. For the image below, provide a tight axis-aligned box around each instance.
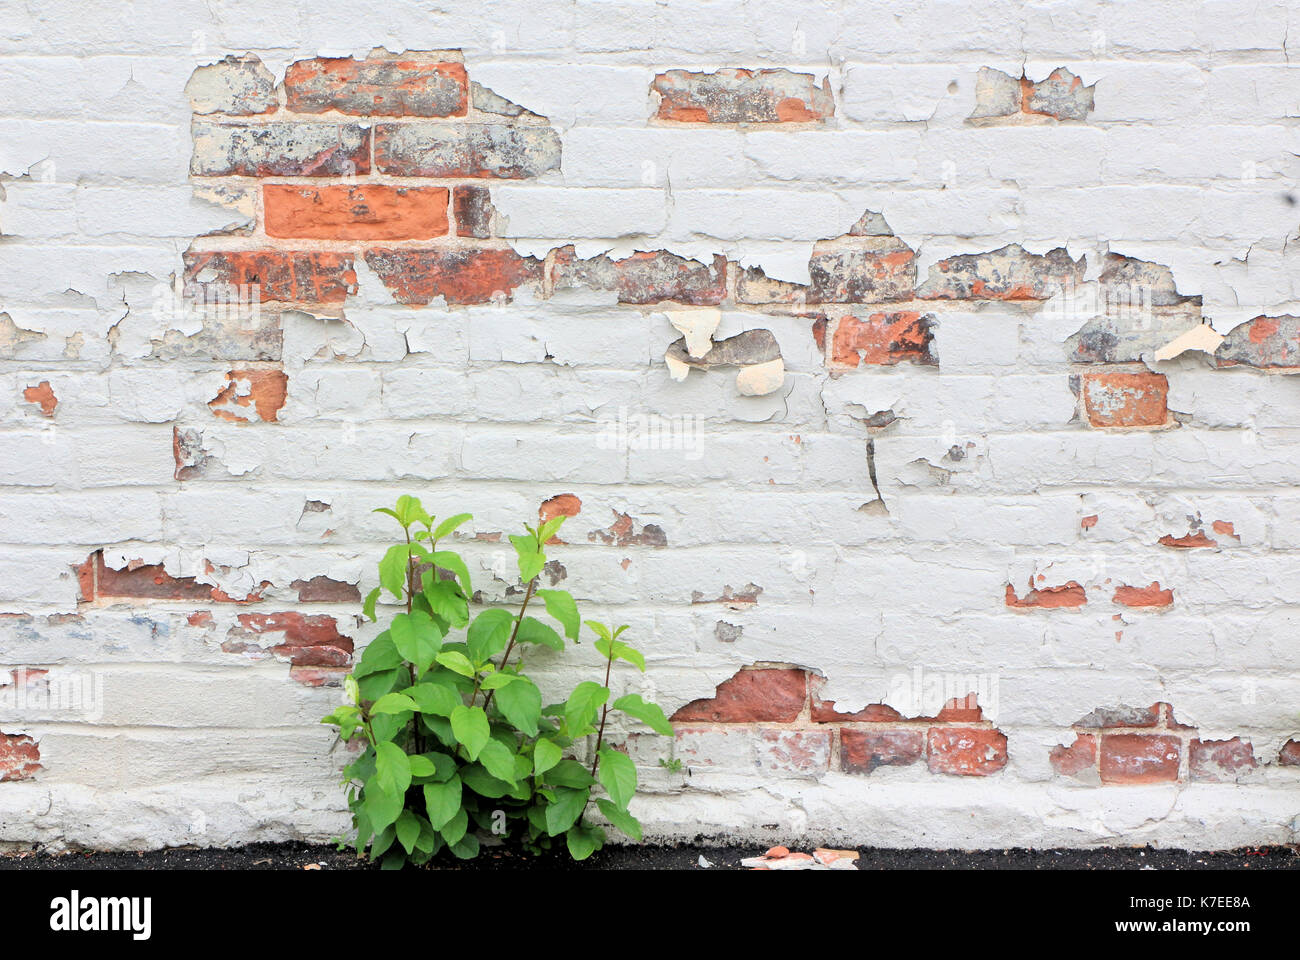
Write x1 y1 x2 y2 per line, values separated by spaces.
321 495 672 867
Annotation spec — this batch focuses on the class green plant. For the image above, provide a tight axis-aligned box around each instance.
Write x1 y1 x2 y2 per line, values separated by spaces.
321 495 673 867
658 757 684 774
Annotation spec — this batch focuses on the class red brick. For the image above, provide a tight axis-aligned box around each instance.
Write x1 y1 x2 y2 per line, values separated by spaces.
1158 531 1216 549
1280 739 1300 766
284 56 468 117
1099 734 1181 783
1081 372 1168 428
22 381 57 416
1112 581 1173 608
263 184 449 240
757 729 831 775
830 312 936 367
291 576 362 603
1050 734 1097 777
652 68 835 123
1190 737 1257 782
290 666 351 687
811 698 903 723
616 251 728 305
183 250 357 304
808 238 916 303
1074 704 1162 728
932 694 984 723
208 368 288 423
841 729 925 773
232 612 353 667
0 732 40 782
671 667 807 723
363 248 541 305
1005 579 1087 609
927 727 1008 776
453 184 496 238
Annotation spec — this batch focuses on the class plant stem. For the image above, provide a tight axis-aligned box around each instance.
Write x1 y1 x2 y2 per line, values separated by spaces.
589 645 616 778
482 577 536 712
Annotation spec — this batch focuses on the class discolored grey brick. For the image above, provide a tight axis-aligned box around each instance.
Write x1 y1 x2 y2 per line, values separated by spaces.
373 122 562 178
190 122 371 177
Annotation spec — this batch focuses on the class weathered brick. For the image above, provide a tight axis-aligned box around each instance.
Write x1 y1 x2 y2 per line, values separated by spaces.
373 123 562 178
291 576 362 603
1159 531 1216 549
918 244 1084 300
808 237 916 303
263 184 449 240
539 493 582 524
1280 740 1300 766
190 122 371 177
0 732 40 781
227 612 353 667
757 729 831 775
183 250 357 304
1100 254 1197 307
363 248 541 305
1112 581 1174 608
1074 704 1161 729
79 551 212 603
735 264 808 305
186 54 277 116
811 698 903 723
927 727 1008 776
284 56 468 117
1099 734 1181 784
208 368 289 423
1050 734 1097 777
1081 371 1168 427
671 667 807 723
830 311 937 367
969 66 1024 120
652 68 834 123
22 381 57 416
453 184 497 238
1215 314 1300 369
1005 579 1087 609
588 510 668 547
1026 68 1095 121
551 248 728 305
841 728 924 773
1189 737 1257 782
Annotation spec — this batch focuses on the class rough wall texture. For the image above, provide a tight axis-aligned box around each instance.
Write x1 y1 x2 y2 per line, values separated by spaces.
1 1 1300 851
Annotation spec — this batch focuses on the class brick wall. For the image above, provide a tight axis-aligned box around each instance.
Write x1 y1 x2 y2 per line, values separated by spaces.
1 2 1299 851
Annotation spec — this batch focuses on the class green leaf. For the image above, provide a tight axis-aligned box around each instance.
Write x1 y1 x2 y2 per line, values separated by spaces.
565 680 609 734
405 681 463 717
467 608 514 665
395 810 421 854
595 636 645 672
389 610 443 676
440 806 468 845
394 494 431 528
597 747 637 809
435 650 475 677
450 705 490 760
429 550 472 595
533 738 562 779
537 514 566 546
448 834 480 860
536 589 580 640
544 786 589 836
378 543 413 599
494 674 541 737
460 763 512 799
407 754 439 778
545 758 596 789
565 822 605 861
362 586 381 622
421 576 469 628
477 740 518 784
374 741 412 797
422 775 462 830
362 780 403 833
596 798 642 841
353 631 401 678
369 692 417 715
358 668 402 704
431 513 473 542
510 532 545 583
515 616 563 651
612 694 674 736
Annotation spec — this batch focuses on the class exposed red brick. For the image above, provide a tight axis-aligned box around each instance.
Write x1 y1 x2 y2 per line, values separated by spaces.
1074 704 1162 728
183 250 357 304
1279 740 1300 766
1190 737 1257 782
811 698 903 723
840 729 925 773
671 667 807 723
79 551 263 604
587 510 667 548
1211 520 1239 541
263 184 449 240
1005 579 1087 609
364 248 541 305
284 57 468 117
918 244 1084 300
1050 734 1097 777
290 666 351 687
1081 371 1168 428
927 727 1008 776
233 612 353 667
830 311 936 368
291 576 362 603
808 240 916 303
539 494 582 524
453 184 496 238
757 729 831 774
1081 514 1098 529
1099 734 1181 783
1159 531 1216 549
0 732 40 781
187 611 214 626
932 694 984 723
811 316 827 354
1113 581 1173 608
208 368 288 423
616 251 728 305
652 68 835 123
22 381 57 416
